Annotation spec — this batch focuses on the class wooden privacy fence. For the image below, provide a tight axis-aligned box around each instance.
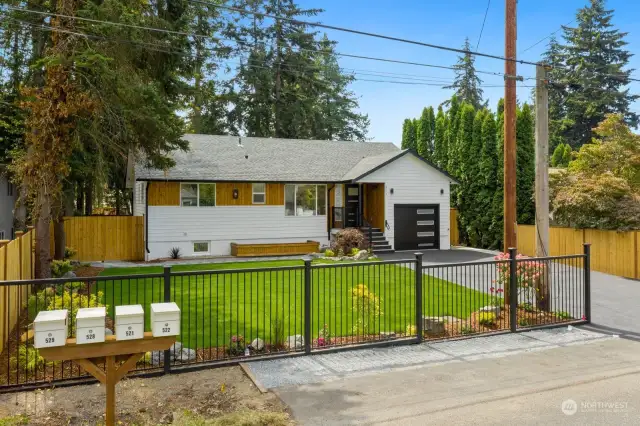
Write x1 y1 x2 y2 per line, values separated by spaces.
449 213 639 279
518 225 640 280
450 209 459 246
50 216 144 262
0 229 34 354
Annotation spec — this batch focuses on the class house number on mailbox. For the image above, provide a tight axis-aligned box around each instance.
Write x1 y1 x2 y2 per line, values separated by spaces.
162 323 171 333
86 329 96 340
45 332 55 344
126 326 135 337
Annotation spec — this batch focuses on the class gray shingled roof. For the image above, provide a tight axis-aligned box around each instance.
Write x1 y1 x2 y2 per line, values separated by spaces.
135 135 401 182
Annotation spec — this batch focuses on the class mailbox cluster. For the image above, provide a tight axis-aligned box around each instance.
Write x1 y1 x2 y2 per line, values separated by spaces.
33 302 181 348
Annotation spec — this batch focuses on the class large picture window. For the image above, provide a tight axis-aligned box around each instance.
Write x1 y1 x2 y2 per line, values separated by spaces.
285 184 326 216
180 183 216 207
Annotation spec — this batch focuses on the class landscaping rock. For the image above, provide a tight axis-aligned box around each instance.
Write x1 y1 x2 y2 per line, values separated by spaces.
380 331 396 340
479 305 501 317
62 271 77 279
250 338 265 351
149 342 196 365
354 250 369 261
286 335 304 349
422 316 446 335
105 328 113 336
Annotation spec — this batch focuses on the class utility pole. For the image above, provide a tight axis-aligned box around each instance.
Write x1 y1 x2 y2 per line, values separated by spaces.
535 64 549 258
535 63 551 311
503 0 517 252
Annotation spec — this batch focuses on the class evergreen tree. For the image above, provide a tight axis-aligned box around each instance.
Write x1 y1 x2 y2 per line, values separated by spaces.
401 119 417 150
466 109 486 246
447 96 461 176
479 112 498 248
542 36 568 153
455 104 476 242
516 103 536 225
490 99 505 249
562 144 573 166
558 0 639 147
433 106 446 168
443 38 485 109
312 35 369 141
551 143 566 167
416 107 433 158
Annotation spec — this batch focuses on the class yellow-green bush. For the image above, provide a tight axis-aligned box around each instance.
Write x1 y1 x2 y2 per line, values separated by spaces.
478 312 496 326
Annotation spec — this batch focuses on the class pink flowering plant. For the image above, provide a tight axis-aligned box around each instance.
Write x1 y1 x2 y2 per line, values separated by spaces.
227 335 246 357
494 252 546 307
488 287 504 307
318 324 332 347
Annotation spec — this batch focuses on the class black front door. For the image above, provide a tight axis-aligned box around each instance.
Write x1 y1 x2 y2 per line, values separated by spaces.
344 184 360 227
394 204 440 250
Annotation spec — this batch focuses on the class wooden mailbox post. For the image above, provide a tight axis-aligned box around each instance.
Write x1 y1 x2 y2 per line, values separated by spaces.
38 332 175 426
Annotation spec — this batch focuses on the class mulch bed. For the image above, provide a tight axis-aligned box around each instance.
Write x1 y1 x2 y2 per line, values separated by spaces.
73 265 104 278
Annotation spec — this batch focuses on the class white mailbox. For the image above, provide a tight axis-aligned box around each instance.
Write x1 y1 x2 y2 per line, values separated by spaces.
34 310 68 348
150 302 180 337
76 307 106 344
115 305 144 340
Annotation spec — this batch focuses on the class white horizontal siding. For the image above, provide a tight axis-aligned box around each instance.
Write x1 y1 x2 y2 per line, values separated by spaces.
147 205 327 259
357 154 452 250
133 181 146 217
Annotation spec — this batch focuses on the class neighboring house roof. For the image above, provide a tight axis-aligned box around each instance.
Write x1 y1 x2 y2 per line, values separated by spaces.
135 134 455 183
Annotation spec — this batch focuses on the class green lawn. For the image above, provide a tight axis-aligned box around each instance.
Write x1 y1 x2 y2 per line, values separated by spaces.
96 260 489 349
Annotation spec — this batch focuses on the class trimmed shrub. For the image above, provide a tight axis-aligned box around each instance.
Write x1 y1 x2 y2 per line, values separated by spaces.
331 228 365 255
50 260 73 278
324 249 335 257
478 312 496 326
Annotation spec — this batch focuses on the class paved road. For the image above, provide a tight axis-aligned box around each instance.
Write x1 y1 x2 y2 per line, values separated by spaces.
273 337 640 425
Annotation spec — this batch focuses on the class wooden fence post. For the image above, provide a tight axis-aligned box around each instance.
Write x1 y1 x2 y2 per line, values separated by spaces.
27 226 35 280
15 231 24 281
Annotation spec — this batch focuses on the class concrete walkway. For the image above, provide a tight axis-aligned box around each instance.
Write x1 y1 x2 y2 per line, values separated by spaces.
244 327 611 390
270 336 640 425
91 254 307 268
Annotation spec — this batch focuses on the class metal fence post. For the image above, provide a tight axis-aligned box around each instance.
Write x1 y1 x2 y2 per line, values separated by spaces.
304 258 312 354
583 243 591 323
415 253 424 342
163 266 172 374
509 247 518 332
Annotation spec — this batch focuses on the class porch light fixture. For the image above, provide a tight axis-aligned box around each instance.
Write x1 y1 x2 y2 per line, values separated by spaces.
440 188 444 195
390 188 394 195
233 188 239 199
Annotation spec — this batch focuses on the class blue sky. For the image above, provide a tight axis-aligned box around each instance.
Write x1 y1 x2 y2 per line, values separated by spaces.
297 0 640 145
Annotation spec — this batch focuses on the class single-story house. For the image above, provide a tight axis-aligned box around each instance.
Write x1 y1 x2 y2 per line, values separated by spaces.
133 135 457 260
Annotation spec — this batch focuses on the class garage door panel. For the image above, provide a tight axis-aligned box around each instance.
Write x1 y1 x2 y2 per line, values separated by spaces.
394 204 440 251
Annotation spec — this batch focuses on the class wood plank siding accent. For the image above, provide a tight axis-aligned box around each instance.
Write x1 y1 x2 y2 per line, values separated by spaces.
148 182 180 206
147 182 285 206
230 241 320 257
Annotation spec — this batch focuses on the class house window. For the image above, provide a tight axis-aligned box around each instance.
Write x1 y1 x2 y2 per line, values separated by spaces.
193 241 209 253
252 183 266 204
0 231 4 240
180 183 216 207
284 184 327 216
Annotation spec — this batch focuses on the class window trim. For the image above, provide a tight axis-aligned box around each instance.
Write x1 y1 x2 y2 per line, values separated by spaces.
193 241 210 254
180 182 216 207
252 183 266 205
284 184 327 217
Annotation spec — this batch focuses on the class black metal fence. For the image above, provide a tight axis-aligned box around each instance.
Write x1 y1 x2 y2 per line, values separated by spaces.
0 246 590 391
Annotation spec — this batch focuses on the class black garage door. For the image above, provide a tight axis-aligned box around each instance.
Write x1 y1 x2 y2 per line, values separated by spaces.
394 204 440 250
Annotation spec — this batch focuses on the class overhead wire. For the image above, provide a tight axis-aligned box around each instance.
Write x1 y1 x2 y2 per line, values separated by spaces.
186 0 542 66
4 6 510 79
476 0 491 51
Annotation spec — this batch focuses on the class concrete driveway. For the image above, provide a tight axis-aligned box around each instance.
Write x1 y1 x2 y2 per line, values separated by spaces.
272 337 640 425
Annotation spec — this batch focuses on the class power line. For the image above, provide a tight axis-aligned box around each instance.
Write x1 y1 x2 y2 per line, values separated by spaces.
3 7 511 79
188 0 541 66
476 0 491 51
519 20 574 54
